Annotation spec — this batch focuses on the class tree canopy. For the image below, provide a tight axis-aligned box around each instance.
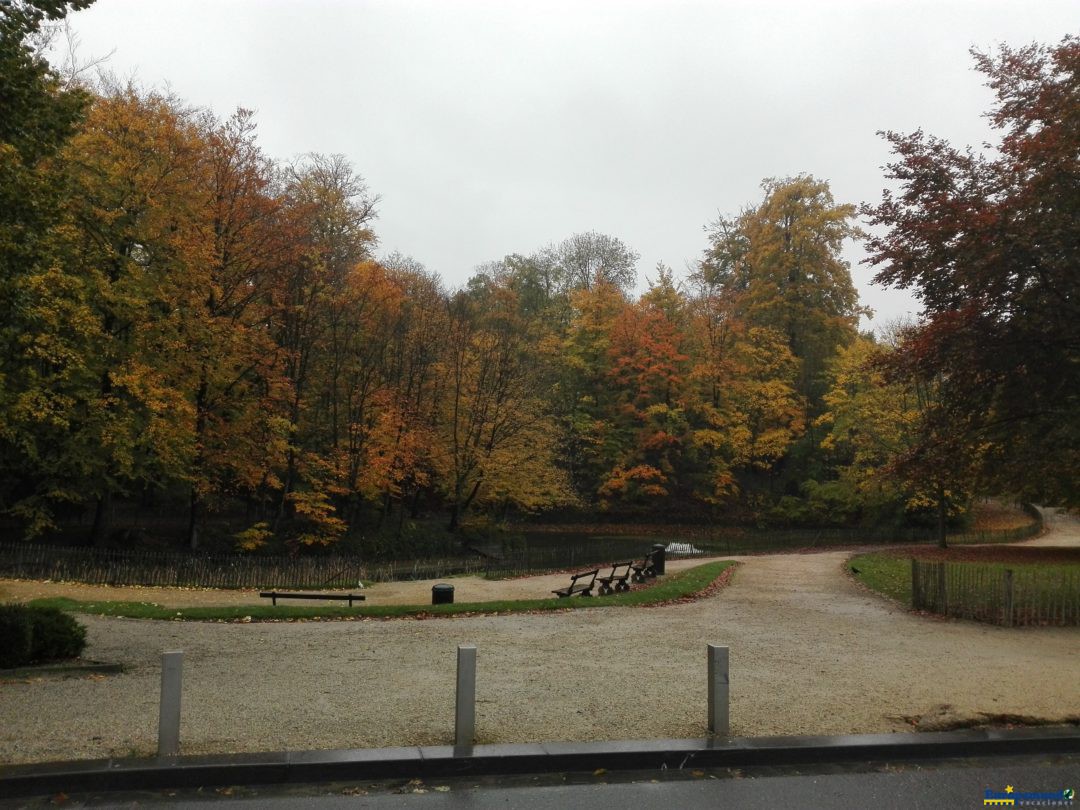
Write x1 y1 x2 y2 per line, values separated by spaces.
2 25 1073 550
864 36 1080 507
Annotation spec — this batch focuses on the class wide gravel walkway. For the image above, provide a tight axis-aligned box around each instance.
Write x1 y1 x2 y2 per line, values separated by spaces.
1 511 1077 765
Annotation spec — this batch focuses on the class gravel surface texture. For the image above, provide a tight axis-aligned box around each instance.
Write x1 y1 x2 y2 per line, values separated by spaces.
1 509 1077 765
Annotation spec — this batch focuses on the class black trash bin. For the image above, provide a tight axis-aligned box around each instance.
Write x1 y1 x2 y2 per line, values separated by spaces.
651 543 666 576
432 583 454 605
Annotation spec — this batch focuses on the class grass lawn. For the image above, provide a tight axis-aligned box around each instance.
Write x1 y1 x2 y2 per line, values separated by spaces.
25 560 736 622
849 553 914 604
850 551 1080 612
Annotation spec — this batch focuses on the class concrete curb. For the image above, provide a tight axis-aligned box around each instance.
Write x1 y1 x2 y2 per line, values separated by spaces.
2 727 1077 798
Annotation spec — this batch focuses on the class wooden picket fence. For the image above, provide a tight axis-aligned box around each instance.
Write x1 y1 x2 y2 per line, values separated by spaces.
0 542 487 589
911 559 1080 626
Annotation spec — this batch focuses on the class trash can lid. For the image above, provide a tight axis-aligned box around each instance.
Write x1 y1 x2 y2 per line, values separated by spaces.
432 583 454 591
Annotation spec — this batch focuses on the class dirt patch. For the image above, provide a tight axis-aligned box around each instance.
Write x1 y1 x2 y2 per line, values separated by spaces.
970 500 1038 532
0 660 124 682
895 703 1080 732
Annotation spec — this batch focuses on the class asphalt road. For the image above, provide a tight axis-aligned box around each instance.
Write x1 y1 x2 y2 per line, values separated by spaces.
5 755 1077 810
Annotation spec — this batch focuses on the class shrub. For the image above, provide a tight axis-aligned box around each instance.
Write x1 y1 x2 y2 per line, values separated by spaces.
0 605 33 668
29 606 87 662
0 604 86 668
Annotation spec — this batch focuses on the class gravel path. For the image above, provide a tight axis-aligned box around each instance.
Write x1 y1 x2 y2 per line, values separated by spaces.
1 511 1077 765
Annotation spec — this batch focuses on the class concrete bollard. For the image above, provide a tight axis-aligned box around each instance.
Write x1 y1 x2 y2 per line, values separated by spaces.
707 644 729 736
455 645 477 746
158 650 183 757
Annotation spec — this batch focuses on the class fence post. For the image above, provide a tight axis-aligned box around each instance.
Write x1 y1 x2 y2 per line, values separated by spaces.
1003 569 1014 627
936 562 948 615
455 644 477 747
158 650 183 758
707 644 730 736
911 559 920 610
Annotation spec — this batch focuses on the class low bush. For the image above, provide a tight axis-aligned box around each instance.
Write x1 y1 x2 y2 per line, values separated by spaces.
0 603 87 668
29 605 87 661
0 605 33 668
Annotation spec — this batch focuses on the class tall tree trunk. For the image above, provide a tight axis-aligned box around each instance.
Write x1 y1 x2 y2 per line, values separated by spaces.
936 481 948 549
188 486 201 551
448 479 483 533
187 369 208 550
89 490 112 548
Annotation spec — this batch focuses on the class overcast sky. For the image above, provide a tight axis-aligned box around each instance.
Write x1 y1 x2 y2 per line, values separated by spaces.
54 1 1078 328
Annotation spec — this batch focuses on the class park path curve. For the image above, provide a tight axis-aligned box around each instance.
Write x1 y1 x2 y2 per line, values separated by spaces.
1 509 1077 764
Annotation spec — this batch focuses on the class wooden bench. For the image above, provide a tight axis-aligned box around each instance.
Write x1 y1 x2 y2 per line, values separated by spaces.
597 562 633 595
259 591 366 607
551 569 598 598
630 549 661 583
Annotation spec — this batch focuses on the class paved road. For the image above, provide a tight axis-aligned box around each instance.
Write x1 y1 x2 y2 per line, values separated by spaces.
4 756 1078 809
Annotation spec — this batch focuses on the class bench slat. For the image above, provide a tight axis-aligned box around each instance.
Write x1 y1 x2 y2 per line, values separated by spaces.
551 569 598 598
259 591 366 606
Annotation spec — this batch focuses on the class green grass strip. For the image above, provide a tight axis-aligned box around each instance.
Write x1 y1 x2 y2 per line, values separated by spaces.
25 561 736 622
849 552 1080 607
849 553 914 604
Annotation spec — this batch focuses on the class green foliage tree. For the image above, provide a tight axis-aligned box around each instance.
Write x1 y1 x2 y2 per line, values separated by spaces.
0 0 97 536
814 333 968 539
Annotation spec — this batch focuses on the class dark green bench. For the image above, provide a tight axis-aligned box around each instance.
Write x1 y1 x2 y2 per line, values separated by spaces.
551 569 598 598
597 562 633 595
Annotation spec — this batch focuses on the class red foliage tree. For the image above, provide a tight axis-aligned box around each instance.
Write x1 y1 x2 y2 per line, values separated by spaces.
864 37 1080 506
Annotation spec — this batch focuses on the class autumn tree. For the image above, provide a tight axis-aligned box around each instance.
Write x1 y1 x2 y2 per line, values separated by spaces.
270 153 379 544
556 280 627 501
182 108 293 549
864 37 1080 507
324 256 443 533
702 176 864 414
598 268 690 508
437 279 570 532
53 87 207 544
0 0 96 535
682 249 804 512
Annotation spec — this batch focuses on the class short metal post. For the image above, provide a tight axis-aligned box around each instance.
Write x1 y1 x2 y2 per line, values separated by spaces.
707 644 729 736
158 650 183 757
455 644 477 746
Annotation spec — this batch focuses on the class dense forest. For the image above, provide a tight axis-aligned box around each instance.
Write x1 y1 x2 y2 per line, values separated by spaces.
2 3 1076 552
